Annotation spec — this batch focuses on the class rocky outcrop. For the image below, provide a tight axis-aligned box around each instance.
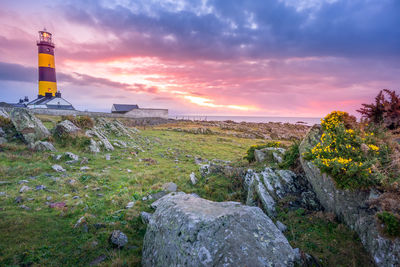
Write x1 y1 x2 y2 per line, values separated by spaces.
244 168 320 217
53 120 81 137
299 125 400 266
142 192 297 267
254 147 286 163
0 108 9 119
85 130 114 151
9 108 50 144
30 141 56 152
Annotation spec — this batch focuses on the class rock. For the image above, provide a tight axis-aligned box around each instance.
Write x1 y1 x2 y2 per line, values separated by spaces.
143 192 296 267
46 196 52 201
9 108 50 144
127 169 132 173
0 107 9 119
243 168 320 215
19 205 30 210
53 120 81 137
0 192 5 197
65 152 79 161
254 147 286 163
125 201 135 209
105 154 111 161
19 185 30 193
53 154 62 160
113 140 127 148
67 179 76 185
30 141 56 152
35 185 46 190
15 196 23 203
89 139 100 153
80 166 90 171
52 164 66 172
189 172 197 185
109 230 128 248
49 202 66 209
276 221 287 232
299 125 400 266
18 180 29 184
141 211 152 224
86 130 114 151
80 157 88 165
162 182 177 192
74 216 86 228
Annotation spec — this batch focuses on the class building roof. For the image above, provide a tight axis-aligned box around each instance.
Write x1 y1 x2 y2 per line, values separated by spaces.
27 96 75 110
112 104 139 112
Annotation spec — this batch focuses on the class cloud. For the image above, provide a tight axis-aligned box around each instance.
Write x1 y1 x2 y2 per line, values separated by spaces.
55 0 400 62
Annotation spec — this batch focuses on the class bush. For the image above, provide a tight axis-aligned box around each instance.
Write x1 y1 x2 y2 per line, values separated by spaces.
304 111 386 189
357 89 400 130
244 141 281 163
279 141 300 170
0 117 13 130
53 131 91 149
377 211 400 237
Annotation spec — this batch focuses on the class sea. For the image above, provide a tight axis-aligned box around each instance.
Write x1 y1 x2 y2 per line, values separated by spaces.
170 115 321 126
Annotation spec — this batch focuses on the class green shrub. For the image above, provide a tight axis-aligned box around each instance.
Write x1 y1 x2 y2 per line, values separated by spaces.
244 141 281 163
75 116 94 129
0 117 13 130
304 111 387 189
53 131 90 149
279 141 300 169
377 211 400 237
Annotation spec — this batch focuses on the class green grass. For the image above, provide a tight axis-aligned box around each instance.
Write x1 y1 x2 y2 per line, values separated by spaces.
0 123 375 266
276 205 374 266
0 129 259 266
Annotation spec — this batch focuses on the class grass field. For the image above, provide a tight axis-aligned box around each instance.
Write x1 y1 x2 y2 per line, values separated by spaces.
0 121 373 266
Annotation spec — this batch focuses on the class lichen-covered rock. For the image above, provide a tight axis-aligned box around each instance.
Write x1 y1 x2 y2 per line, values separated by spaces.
109 230 128 248
30 141 56 152
53 120 81 137
9 108 50 144
244 167 321 217
89 139 100 153
0 108 9 119
142 192 296 267
299 125 400 266
86 130 114 151
254 147 286 163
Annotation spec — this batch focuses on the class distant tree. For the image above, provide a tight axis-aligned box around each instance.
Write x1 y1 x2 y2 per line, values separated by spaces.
357 89 400 130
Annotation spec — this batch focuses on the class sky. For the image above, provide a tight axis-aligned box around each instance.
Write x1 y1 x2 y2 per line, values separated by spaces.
0 0 399 117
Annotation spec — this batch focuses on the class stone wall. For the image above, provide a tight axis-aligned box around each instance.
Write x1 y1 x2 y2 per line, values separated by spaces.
15 108 168 119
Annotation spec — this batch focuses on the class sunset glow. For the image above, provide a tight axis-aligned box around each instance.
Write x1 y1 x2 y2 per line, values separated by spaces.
0 0 399 116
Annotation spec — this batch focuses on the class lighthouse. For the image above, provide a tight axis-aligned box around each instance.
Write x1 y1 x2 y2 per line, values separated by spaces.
27 29 74 110
37 29 57 97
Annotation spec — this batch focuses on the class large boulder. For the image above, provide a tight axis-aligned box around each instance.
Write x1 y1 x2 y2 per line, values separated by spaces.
9 108 50 144
53 120 81 137
299 125 400 266
142 192 296 267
